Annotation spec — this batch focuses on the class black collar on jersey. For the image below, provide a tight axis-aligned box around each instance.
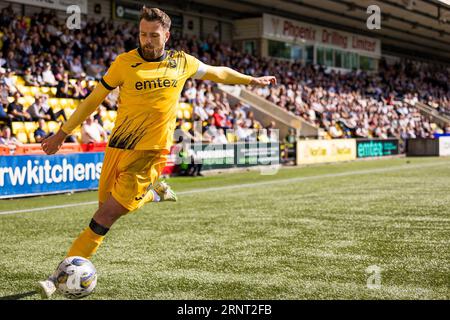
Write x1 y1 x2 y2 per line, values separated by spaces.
137 47 167 62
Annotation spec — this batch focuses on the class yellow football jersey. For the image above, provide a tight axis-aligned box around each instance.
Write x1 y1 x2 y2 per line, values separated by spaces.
101 48 200 151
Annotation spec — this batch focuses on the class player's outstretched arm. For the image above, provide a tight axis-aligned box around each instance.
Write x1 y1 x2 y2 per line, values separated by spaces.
41 84 111 155
200 65 277 87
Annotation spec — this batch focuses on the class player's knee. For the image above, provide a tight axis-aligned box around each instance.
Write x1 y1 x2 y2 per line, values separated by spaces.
93 208 123 228
94 197 129 227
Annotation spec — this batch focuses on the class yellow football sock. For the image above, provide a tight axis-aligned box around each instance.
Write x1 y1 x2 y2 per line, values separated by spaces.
66 227 105 259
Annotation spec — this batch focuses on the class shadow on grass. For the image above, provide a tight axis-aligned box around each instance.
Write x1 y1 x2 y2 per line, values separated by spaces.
0 290 38 300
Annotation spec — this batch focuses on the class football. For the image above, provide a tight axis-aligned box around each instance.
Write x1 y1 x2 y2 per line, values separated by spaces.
54 256 97 299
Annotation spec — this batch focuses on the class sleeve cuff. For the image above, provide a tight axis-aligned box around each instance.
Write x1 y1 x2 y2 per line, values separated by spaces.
192 61 208 80
101 78 116 91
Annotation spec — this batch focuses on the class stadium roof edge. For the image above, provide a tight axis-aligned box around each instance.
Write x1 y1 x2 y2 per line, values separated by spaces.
433 0 450 8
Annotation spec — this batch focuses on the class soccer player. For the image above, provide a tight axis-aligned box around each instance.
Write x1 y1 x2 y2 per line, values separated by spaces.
37 7 276 298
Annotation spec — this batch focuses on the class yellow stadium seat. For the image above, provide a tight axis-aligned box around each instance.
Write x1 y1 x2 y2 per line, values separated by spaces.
103 120 115 132
48 98 58 108
226 132 236 143
16 77 25 86
24 122 37 133
23 96 35 108
50 88 57 96
66 99 75 108
179 102 192 111
16 131 28 144
65 108 75 118
177 110 183 119
183 110 191 119
60 98 68 107
81 80 87 88
182 122 192 132
72 130 82 143
47 121 60 133
107 110 117 121
71 100 79 108
28 132 36 143
17 84 27 94
11 122 25 135
7 97 14 103
41 87 50 94
30 87 39 95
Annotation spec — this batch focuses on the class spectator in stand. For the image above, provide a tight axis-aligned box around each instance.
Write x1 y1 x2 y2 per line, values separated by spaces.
0 125 22 147
72 79 88 99
212 106 225 128
40 94 67 121
257 128 270 142
81 115 107 144
42 62 58 86
212 106 232 130
34 118 48 143
55 72 71 98
69 56 84 78
27 95 51 121
212 128 228 144
93 105 107 127
283 128 297 160
0 101 11 126
175 118 196 143
0 80 10 107
329 120 344 138
4 50 19 70
265 121 279 142
35 66 45 86
1 7 448 142
102 87 119 111
182 80 197 104
231 102 248 121
3 68 22 95
234 120 251 141
244 111 261 129
23 67 40 86
0 52 6 68
85 58 105 80
193 100 209 122
7 92 32 121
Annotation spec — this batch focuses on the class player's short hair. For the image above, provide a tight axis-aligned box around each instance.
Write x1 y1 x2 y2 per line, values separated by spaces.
139 7 171 30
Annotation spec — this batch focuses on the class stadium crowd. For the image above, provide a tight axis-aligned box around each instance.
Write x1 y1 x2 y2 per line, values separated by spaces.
0 4 449 149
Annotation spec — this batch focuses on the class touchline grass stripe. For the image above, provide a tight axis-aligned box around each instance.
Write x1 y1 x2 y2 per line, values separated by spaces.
1 160 448 216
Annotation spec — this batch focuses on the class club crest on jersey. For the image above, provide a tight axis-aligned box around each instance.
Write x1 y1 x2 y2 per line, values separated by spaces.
168 59 177 68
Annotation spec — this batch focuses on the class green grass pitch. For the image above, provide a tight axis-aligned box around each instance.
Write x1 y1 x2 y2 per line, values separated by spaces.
0 157 449 300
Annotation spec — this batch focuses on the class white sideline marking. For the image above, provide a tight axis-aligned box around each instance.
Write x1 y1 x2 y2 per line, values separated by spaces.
0 201 98 216
180 161 449 195
0 161 448 216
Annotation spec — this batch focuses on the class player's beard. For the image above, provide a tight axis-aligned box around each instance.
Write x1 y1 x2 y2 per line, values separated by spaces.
140 41 165 60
